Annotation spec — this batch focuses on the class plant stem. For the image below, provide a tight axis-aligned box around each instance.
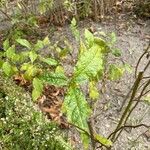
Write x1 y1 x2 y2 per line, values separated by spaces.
110 71 143 141
108 123 150 139
88 119 96 150
135 42 150 77
0 9 12 21
109 53 150 143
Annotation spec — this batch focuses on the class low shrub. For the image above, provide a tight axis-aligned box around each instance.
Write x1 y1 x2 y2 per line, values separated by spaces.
0 73 72 150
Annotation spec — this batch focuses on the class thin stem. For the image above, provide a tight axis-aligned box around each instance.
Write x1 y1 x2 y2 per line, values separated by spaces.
119 86 133 112
109 53 150 142
124 79 150 123
110 71 143 141
0 8 12 21
142 76 150 79
142 89 150 97
135 42 150 78
87 119 96 150
113 79 150 142
108 124 150 139
68 122 107 148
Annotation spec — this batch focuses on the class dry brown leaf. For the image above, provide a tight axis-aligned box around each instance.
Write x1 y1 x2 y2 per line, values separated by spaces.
13 74 28 86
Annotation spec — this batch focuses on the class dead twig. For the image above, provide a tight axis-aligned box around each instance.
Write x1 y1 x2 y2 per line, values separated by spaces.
135 42 150 78
108 124 150 139
0 8 12 21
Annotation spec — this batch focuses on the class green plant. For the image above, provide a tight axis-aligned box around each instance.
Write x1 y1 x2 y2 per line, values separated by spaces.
38 0 54 14
0 36 59 101
37 24 129 148
70 18 80 41
0 0 49 44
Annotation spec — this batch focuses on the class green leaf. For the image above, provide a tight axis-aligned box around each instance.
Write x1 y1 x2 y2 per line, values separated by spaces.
94 69 103 81
33 78 43 91
32 89 42 102
24 65 39 80
40 72 68 86
39 3 47 14
124 64 132 74
94 37 110 53
94 134 112 147
74 44 103 82
110 32 116 45
12 54 21 62
2 62 14 76
12 66 18 73
112 49 121 57
0 59 4 68
81 133 90 149
78 40 87 57
59 48 68 58
34 40 44 51
70 18 80 40
64 40 73 52
29 51 38 63
20 63 31 71
54 136 73 150
89 81 99 100
5 45 16 59
84 29 94 48
32 78 43 101
62 86 91 130
144 94 150 105
71 18 77 26
3 39 10 50
40 57 58 66
16 39 31 49
5 45 20 62
43 36 50 45
0 51 3 57
109 65 124 80
27 15 38 27
55 66 65 74
98 31 106 37
19 51 29 62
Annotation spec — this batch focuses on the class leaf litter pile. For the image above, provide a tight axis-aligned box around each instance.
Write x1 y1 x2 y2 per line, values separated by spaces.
13 74 69 129
39 85 69 129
